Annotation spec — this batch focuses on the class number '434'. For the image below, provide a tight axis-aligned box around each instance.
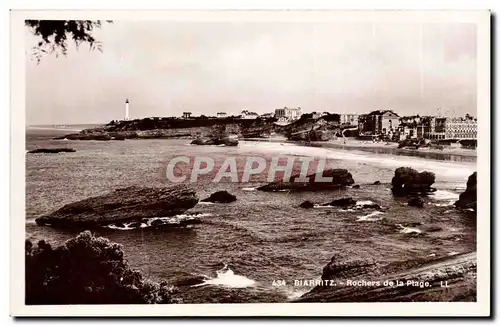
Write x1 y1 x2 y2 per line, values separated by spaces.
272 280 286 287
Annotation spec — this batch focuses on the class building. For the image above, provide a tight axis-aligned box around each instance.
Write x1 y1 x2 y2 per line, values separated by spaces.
340 114 359 126
241 110 259 119
274 107 302 121
260 112 274 119
398 116 433 140
444 117 477 140
428 117 447 140
358 110 400 137
216 112 227 118
182 112 192 119
124 99 130 121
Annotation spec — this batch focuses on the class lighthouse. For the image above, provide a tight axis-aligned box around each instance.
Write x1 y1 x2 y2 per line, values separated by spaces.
125 98 130 120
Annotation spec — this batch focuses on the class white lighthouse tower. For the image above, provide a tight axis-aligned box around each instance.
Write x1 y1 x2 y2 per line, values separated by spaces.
125 98 130 120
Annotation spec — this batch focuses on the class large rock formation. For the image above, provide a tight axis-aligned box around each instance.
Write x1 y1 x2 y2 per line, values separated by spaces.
35 185 199 229
297 252 477 302
454 172 477 211
257 168 354 192
391 167 436 196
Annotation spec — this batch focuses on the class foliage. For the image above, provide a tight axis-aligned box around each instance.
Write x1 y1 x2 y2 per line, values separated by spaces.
25 231 181 305
25 20 112 62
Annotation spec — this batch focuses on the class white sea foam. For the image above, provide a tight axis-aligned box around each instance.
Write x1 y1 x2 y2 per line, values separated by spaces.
448 251 460 256
107 222 148 230
198 201 214 205
434 200 456 207
396 224 422 234
356 211 384 222
194 264 256 288
430 190 460 201
242 187 256 191
285 288 311 300
356 200 375 206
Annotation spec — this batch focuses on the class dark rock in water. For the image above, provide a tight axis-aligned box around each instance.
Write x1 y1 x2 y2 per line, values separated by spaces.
155 218 202 230
408 197 425 208
128 222 143 229
28 148 76 154
173 276 207 287
358 203 382 210
191 137 238 146
454 172 477 212
150 219 165 227
373 181 381 185
114 222 126 228
201 191 237 203
299 200 315 209
352 185 360 189
257 168 354 192
297 252 477 302
35 185 199 229
191 137 216 145
391 167 436 196
426 226 443 232
322 197 356 208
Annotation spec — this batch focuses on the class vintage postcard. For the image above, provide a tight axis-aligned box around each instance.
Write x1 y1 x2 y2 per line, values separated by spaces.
10 9 490 317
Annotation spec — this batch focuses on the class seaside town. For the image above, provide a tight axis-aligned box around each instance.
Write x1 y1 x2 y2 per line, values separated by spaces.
109 101 477 150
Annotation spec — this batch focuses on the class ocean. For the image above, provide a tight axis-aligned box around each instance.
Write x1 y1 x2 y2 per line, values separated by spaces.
25 127 477 303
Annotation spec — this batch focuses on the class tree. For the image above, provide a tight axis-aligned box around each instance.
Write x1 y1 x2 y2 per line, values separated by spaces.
25 231 181 304
25 20 112 62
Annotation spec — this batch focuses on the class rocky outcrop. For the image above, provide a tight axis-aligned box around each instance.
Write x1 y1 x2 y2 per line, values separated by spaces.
35 185 199 229
59 132 113 141
322 197 357 208
201 191 237 203
297 252 477 302
257 169 354 192
391 167 436 196
299 200 315 209
408 197 425 208
191 137 238 146
28 148 76 153
454 172 477 211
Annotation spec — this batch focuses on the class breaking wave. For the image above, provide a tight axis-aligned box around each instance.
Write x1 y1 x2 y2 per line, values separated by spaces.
356 211 384 222
396 224 422 234
193 264 256 288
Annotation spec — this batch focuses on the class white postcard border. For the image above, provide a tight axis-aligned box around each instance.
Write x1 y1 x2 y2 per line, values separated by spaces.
10 9 491 317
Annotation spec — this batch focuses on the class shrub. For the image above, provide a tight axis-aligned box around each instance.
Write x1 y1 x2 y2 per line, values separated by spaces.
25 231 181 305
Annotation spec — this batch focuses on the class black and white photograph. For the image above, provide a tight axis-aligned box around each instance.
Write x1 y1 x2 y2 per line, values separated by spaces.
10 9 490 317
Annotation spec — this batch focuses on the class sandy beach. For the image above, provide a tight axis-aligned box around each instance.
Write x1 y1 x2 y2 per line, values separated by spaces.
242 137 477 158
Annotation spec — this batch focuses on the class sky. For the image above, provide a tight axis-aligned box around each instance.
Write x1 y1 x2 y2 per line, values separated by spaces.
25 20 477 124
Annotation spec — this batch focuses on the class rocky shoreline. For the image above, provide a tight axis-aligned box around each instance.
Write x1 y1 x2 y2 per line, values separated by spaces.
296 251 476 302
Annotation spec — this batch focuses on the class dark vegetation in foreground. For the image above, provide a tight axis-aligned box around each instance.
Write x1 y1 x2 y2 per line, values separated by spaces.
25 231 181 305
